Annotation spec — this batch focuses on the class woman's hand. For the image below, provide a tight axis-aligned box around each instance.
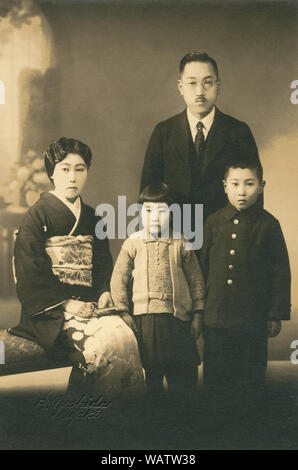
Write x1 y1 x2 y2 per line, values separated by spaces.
64 299 95 318
97 291 114 308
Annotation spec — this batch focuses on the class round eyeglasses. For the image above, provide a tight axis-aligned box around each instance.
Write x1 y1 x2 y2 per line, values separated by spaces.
185 78 218 91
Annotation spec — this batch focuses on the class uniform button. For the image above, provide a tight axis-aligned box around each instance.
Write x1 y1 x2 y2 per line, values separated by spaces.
230 249 235 255
227 279 233 285
231 233 237 239
228 264 234 270
234 219 239 224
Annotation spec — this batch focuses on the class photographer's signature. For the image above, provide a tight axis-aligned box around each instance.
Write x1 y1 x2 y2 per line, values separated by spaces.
34 392 111 425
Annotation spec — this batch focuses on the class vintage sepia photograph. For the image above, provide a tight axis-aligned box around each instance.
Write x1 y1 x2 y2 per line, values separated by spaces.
0 0 297 451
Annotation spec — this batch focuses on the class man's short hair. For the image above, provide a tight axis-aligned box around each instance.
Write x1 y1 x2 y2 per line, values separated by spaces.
179 52 219 78
224 159 263 182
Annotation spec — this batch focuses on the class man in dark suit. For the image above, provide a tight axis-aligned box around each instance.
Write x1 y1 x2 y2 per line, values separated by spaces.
140 52 262 220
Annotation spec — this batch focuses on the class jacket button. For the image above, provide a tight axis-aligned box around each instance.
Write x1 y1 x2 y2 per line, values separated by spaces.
227 279 233 285
230 249 235 255
234 219 239 224
228 264 234 270
231 233 237 239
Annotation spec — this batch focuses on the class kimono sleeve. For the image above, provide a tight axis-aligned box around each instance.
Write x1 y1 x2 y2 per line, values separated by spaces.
14 210 71 316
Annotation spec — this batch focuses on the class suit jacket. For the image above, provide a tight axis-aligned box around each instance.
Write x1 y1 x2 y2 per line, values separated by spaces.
199 202 291 330
140 107 261 220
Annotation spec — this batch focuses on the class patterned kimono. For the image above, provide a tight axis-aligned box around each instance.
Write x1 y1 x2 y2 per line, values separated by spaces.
12 192 144 399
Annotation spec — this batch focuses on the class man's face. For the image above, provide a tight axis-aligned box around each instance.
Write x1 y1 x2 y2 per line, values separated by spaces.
178 61 219 118
223 167 264 211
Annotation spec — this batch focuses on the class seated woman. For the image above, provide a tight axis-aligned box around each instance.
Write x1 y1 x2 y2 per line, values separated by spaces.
11 137 144 400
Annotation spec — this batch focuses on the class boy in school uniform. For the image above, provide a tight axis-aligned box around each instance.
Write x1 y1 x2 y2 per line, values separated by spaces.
199 159 291 421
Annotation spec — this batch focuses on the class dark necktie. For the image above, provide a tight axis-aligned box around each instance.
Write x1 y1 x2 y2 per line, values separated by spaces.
194 121 205 158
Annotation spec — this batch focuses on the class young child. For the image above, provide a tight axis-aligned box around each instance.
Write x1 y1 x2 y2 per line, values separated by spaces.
199 159 291 419
110 182 205 407
11 137 144 399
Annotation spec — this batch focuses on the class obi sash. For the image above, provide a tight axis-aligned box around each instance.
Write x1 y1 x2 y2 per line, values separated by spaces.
45 235 94 287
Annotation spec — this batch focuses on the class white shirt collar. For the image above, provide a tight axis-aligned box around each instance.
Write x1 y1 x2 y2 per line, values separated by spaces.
187 106 215 141
50 191 81 220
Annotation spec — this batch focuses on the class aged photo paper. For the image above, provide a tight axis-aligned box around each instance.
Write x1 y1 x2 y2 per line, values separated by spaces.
0 0 297 450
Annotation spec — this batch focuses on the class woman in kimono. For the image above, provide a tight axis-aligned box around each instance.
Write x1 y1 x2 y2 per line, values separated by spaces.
11 137 144 400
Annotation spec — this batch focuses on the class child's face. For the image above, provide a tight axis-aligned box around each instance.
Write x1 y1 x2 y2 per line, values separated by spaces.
52 153 88 202
141 202 171 237
223 167 264 211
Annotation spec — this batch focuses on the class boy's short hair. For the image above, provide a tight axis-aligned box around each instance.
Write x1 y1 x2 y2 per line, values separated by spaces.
179 51 219 78
138 182 177 206
224 159 263 182
44 137 92 179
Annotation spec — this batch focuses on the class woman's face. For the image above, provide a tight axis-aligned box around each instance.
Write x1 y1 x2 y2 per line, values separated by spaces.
51 153 88 202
